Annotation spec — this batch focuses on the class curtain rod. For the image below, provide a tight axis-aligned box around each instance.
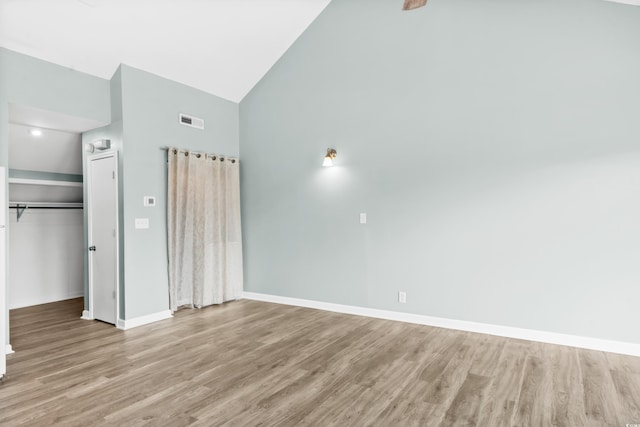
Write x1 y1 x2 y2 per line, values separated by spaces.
160 146 238 163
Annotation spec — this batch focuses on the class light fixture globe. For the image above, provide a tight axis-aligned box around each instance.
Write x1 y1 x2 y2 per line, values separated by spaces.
323 148 337 167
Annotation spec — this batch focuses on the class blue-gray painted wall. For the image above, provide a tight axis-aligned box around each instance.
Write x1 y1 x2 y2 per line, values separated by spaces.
239 0 640 344
2 0 640 347
117 65 239 319
82 65 239 320
1 49 239 328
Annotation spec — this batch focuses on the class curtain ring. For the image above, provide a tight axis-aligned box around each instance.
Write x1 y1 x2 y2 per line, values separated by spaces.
220 157 225 162
196 153 201 158
184 151 189 157
173 149 177 155
231 159 236 164
212 156 217 160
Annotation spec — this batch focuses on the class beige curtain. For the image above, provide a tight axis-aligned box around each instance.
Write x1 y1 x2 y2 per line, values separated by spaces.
167 148 243 312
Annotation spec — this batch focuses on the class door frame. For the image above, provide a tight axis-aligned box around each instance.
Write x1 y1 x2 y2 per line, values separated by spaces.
86 151 119 324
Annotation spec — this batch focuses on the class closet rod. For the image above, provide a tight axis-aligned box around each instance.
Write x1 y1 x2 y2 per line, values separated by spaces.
9 203 83 222
9 206 83 209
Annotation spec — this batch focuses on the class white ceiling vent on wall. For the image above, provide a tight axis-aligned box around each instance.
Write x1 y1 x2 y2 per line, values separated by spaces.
179 113 205 130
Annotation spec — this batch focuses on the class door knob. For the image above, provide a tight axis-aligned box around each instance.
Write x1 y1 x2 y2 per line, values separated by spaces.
89 246 96 251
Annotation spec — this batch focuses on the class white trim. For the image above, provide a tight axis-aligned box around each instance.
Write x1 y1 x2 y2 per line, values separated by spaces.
116 310 173 330
86 151 120 325
5 344 14 354
242 292 640 357
81 310 93 320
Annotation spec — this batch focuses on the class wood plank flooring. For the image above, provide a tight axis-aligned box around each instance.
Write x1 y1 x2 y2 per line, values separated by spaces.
1 297 639 426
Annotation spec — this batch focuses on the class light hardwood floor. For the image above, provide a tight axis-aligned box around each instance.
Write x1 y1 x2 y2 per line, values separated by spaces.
1 298 639 426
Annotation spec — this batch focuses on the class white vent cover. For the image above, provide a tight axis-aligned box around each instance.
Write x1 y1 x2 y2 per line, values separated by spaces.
179 113 204 130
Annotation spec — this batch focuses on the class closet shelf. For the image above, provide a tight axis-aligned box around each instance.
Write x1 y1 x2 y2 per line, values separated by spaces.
8 178 83 188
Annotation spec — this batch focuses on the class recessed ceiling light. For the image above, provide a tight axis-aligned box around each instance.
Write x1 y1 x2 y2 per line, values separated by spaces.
29 129 43 137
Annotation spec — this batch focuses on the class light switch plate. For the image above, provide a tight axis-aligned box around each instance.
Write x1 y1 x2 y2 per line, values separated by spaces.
360 213 367 224
135 218 149 229
398 291 407 304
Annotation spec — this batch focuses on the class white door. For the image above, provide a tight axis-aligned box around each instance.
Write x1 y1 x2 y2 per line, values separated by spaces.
87 154 118 325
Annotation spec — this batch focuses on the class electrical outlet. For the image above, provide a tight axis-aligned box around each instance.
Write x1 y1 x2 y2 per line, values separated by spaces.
398 291 407 304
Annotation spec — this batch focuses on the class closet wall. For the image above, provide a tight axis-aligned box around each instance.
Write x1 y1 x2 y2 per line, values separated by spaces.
9 209 83 308
8 119 85 309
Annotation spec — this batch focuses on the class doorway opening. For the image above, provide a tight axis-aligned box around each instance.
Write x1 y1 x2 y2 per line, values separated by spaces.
5 104 108 353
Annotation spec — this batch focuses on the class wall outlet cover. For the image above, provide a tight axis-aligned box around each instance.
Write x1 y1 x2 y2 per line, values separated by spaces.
135 218 150 229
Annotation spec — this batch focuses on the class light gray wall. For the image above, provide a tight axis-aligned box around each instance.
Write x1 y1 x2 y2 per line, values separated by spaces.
0 47 111 347
117 65 239 319
0 49 110 167
80 63 241 322
9 209 84 309
240 0 640 344
2 48 240 328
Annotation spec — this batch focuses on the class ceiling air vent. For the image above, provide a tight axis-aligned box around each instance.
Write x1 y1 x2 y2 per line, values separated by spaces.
179 113 204 130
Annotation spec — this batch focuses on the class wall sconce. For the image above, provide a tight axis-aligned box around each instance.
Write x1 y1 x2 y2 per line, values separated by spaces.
85 138 111 153
323 148 337 167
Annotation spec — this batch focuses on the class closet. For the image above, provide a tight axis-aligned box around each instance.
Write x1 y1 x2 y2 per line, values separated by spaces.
8 178 84 309
7 104 103 310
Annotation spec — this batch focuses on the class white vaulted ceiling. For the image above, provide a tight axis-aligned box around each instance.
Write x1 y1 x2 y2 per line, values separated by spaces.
0 0 332 102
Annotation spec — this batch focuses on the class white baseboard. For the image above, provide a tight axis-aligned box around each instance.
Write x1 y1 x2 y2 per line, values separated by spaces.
242 292 640 357
5 344 14 355
81 310 93 320
116 310 173 330
10 292 85 310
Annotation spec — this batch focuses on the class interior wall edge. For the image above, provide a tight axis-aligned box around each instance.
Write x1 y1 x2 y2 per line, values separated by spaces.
115 309 173 330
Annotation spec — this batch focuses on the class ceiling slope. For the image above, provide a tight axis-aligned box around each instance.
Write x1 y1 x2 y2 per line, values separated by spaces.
0 0 331 103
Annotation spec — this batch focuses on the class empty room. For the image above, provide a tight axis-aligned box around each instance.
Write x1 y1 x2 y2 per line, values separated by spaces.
1 0 639 425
